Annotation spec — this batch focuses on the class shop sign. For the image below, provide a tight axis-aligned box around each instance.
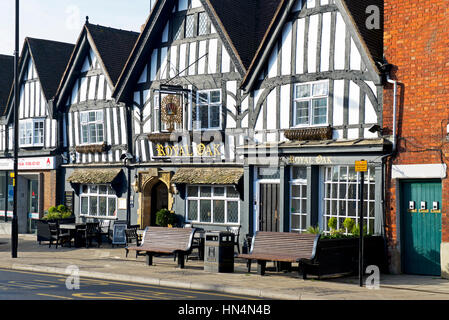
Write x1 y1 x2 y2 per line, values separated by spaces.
0 157 57 170
155 143 222 158
285 155 333 165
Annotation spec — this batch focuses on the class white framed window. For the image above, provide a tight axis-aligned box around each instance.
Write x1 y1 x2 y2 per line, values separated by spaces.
293 80 329 127
19 119 44 147
80 110 104 144
186 185 240 225
80 184 117 217
290 167 308 233
195 89 221 130
323 166 376 235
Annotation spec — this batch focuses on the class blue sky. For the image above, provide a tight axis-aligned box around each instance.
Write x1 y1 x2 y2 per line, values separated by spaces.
0 0 152 55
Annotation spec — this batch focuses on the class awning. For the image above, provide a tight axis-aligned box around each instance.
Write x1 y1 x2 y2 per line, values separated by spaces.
67 168 122 185
171 167 244 185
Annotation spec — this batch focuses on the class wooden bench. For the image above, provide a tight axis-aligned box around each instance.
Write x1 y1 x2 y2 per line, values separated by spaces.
125 226 196 269
237 232 320 276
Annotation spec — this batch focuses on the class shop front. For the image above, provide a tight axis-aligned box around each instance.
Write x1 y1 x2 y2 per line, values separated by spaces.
0 156 59 233
240 139 391 237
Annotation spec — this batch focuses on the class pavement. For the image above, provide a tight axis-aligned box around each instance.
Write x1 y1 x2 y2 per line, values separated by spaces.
1 234 449 300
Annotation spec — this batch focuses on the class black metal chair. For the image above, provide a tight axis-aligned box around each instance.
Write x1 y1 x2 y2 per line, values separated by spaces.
78 222 101 248
227 225 241 254
125 225 143 258
48 222 72 249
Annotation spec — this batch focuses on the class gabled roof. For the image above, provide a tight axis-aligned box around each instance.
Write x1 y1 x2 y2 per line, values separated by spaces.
241 0 384 91
0 55 14 114
86 24 140 85
4 38 74 117
204 0 282 71
26 38 75 101
342 0 383 65
55 22 139 107
114 0 281 101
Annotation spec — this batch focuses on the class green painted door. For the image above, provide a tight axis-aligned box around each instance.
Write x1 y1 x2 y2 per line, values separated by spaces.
401 180 442 275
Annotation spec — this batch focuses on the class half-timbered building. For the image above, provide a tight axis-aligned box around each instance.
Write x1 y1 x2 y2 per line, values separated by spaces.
55 21 139 223
0 38 74 233
0 54 14 223
239 0 389 238
113 0 390 249
113 0 281 238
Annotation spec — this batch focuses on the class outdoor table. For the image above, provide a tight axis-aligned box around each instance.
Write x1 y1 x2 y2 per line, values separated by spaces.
59 223 86 248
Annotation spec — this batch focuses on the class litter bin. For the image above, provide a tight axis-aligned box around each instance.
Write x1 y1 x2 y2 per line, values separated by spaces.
204 231 234 273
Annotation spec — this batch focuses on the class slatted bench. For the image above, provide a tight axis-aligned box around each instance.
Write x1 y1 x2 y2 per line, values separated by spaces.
237 232 320 276
125 226 196 269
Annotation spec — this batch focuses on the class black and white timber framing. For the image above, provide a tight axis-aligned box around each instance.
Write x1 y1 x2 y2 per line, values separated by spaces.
55 23 139 165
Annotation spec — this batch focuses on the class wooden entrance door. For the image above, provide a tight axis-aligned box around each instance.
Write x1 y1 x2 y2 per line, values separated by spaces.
151 181 169 226
259 183 280 232
401 180 442 275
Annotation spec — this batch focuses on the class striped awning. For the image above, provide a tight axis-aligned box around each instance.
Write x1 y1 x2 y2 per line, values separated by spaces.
67 168 122 184
171 168 243 185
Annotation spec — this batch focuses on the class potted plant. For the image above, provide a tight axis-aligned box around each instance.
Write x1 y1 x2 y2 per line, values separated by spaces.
37 205 75 244
155 209 178 228
303 218 387 278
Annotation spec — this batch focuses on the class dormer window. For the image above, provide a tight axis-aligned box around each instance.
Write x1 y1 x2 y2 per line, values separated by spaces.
80 110 104 145
19 119 44 147
293 80 329 127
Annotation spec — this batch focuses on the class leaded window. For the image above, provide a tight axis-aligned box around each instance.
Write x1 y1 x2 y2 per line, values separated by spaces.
293 81 329 126
185 14 195 38
186 185 240 225
198 12 209 35
80 184 117 217
323 166 376 235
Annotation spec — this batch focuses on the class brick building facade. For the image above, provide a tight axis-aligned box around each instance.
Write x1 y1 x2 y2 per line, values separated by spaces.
384 0 449 276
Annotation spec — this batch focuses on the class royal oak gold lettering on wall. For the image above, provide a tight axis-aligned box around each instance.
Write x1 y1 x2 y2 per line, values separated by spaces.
156 143 222 157
288 155 333 165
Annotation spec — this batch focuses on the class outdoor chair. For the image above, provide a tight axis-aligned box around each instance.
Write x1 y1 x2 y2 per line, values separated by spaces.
125 226 143 258
78 222 101 248
227 226 241 254
99 220 112 244
48 222 72 249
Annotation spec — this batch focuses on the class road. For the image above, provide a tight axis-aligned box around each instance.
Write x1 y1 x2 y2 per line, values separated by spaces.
0 268 261 300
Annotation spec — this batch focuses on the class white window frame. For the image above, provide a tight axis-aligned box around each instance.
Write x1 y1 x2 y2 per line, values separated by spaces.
185 185 240 225
293 80 329 127
322 165 376 235
80 184 117 218
80 110 104 145
19 118 45 147
195 89 222 130
290 166 308 233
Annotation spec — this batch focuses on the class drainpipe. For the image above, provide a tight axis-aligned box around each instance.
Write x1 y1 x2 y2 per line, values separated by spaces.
386 75 398 153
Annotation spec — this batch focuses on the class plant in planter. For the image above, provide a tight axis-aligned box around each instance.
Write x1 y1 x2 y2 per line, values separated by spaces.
327 217 346 239
42 205 73 220
155 209 178 227
306 225 322 235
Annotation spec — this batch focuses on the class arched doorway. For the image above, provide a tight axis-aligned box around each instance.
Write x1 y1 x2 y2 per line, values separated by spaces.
141 179 169 228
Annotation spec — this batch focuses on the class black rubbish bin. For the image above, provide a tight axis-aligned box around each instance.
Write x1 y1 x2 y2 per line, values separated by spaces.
204 231 234 273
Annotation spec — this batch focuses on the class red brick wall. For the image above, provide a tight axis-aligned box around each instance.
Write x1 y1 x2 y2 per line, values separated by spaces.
384 1 449 252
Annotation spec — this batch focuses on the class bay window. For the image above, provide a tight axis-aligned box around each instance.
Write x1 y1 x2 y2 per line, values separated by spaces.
186 185 240 224
80 184 117 217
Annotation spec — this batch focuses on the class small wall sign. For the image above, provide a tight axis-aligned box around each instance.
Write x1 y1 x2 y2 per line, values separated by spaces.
355 160 368 172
